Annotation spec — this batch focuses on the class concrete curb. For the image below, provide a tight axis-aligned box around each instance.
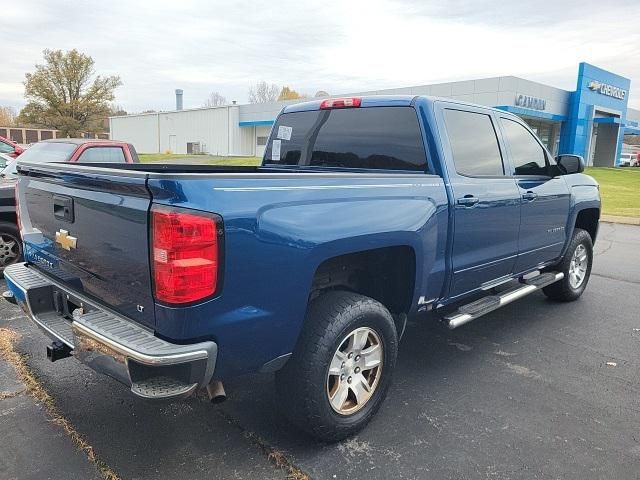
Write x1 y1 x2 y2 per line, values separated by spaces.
600 215 640 225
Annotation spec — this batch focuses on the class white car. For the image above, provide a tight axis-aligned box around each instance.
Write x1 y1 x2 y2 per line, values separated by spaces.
619 153 635 167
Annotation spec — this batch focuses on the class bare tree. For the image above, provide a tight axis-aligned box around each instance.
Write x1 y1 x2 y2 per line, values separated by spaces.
203 91 227 108
0 106 17 126
248 81 280 103
110 103 128 116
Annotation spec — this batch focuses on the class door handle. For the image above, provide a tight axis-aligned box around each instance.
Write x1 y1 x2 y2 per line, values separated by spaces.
457 195 479 207
522 191 538 202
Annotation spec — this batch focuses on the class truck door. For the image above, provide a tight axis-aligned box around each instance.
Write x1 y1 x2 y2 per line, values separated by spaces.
498 117 571 272
441 107 521 298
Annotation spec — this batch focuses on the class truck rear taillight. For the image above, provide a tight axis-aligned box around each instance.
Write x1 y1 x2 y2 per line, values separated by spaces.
151 206 221 305
319 97 361 109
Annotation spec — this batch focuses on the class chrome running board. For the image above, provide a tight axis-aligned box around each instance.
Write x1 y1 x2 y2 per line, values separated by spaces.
443 272 564 330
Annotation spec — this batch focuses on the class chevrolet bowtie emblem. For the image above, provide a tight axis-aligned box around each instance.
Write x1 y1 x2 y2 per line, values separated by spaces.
55 229 77 250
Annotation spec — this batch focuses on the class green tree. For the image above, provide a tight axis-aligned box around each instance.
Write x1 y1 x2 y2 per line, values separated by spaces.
17 49 122 137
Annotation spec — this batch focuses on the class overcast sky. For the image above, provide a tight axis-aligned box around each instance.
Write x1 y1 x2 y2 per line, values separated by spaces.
3 0 640 113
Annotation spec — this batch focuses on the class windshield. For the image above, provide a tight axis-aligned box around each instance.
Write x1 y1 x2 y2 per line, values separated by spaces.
1 142 76 178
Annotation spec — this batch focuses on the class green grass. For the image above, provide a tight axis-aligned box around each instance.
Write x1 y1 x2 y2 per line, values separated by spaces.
139 153 195 162
139 153 261 166
586 167 640 218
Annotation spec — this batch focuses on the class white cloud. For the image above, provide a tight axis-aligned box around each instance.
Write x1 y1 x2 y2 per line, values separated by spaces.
1 0 639 111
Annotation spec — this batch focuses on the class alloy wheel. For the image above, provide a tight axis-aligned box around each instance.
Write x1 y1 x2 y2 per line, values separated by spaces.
326 327 383 415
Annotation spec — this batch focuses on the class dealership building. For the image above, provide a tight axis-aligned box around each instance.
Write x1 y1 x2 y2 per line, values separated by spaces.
110 62 640 166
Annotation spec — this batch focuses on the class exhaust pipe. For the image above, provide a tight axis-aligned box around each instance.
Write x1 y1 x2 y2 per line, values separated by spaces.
206 380 226 404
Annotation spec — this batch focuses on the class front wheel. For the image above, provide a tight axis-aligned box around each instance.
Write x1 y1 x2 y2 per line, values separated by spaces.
275 291 398 442
543 227 593 302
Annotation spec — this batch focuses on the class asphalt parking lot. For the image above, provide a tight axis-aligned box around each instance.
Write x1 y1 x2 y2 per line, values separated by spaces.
1 222 639 480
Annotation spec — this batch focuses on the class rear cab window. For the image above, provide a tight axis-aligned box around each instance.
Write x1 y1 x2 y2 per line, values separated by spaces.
77 146 127 163
264 106 428 172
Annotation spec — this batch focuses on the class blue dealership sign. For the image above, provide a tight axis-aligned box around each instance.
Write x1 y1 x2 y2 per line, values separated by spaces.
559 62 631 164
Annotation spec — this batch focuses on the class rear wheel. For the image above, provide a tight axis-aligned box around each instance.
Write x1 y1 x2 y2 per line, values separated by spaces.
0 222 22 274
275 291 398 442
543 228 593 302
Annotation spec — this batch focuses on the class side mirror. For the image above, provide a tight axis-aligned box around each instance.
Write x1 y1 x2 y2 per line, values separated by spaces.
556 154 585 175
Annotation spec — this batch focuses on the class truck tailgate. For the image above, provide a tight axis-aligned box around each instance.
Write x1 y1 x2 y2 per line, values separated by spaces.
16 164 155 328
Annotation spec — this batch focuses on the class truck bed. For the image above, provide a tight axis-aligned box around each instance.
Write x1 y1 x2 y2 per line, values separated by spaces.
16 159 449 376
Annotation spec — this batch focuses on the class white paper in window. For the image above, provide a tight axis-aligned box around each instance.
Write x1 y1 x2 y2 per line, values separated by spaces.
271 139 281 161
277 125 292 141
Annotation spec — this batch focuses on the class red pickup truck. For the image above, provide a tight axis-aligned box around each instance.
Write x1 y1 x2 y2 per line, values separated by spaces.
0 139 139 271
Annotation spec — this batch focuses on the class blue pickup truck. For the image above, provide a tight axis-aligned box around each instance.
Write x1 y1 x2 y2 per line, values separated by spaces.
4 95 600 441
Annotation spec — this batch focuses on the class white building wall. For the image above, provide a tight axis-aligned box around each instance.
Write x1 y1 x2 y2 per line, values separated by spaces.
352 76 570 116
157 107 229 155
238 100 294 124
110 113 159 153
627 108 640 122
255 126 271 158
239 127 256 156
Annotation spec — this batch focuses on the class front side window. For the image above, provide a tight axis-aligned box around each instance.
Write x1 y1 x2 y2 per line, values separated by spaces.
264 107 427 171
444 109 504 176
501 118 548 176
78 146 126 163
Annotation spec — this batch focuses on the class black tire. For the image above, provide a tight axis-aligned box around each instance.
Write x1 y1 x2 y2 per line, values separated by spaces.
0 221 22 274
275 290 398 442
543 228 593 302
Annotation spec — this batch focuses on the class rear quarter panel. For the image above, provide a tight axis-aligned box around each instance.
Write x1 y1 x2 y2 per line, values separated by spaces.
147 173 449 376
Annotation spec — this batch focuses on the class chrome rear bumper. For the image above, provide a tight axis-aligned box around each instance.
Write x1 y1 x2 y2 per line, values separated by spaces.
4 262 217 399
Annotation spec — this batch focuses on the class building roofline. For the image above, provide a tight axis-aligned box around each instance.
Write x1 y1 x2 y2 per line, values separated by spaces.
112 75 576 121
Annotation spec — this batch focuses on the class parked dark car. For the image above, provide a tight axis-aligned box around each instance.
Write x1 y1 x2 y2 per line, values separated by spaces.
0 139 139 271
0 135 24 158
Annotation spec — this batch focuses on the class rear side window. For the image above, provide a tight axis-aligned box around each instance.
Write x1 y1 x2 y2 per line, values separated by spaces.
501 118 548 176
128 144 140 163
264 107 427 171
77 146 126 163
444 109 504 176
